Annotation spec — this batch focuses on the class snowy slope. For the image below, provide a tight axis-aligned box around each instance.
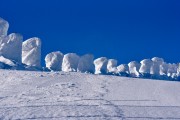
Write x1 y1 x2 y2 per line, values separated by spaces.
0 70 180 120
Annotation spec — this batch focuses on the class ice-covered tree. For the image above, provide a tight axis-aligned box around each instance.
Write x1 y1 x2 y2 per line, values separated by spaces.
0 33 23 63
117 64 129 76
22 37 41 68
77 54 94 73
62 53 80 72
0 18 9 37
107 59 118 74
94 57 108 74
128 61 140 77
139 59 153 77
45 51 64 71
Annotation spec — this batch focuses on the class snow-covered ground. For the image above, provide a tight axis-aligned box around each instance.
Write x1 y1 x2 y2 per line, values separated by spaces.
0 70 180 120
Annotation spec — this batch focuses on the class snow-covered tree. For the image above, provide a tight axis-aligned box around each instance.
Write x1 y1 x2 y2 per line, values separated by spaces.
0 33 23 63
94 57 108 74
117 64 129 76
22 37 41 68
62 53 80 72
139 59 153 77
45 51 64 71
77 54 94 73
128 61 140 77
150 57 164 76
0 18 9 37
107 59 118 74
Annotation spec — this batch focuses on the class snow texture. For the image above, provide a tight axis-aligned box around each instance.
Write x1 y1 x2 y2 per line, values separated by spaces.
94 57 108 74
77 54 94 73
128 61 140 77
22 37 41 68
62 53 80 72
45 51 64 71
167 63 178 78
107 59 118 74
0 56 16 67
1 70 180 119
0 33 23 63
0 17 9 37
160 62 168 76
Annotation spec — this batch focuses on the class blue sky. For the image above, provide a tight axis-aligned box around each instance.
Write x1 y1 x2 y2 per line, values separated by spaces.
0 0 180 65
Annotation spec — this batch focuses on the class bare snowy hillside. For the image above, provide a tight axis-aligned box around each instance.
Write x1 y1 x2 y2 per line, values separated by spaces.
0 70 180 120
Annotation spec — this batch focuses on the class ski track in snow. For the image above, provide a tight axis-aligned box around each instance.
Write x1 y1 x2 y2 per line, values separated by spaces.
0 70 180 120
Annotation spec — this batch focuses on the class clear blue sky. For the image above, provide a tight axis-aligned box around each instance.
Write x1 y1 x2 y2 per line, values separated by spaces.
0 0 180 65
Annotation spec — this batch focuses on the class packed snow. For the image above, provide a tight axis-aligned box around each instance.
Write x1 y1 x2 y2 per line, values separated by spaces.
0 70 180 119
94 57 108 74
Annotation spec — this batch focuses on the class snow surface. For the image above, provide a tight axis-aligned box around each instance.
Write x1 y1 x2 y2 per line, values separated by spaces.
0 70 180 120
62 53 80 72
45 51 64 71
22 37 41 68
0 33 23 63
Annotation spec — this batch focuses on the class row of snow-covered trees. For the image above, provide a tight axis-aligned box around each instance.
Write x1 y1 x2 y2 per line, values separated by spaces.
45 52 180 80
0 17 179 80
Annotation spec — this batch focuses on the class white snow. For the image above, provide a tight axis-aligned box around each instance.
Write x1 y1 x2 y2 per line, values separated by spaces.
160 62 168 76
0 56 16 66
139 59 153 75
0 18 9 37
0 70 180 119
150 57 164 75
128 61 140 77
22 37 41 68
77 54 94 73
107 59 118 74
62 53 80 72
117 64 129 76
45 51 64 71
0 33 23 63
167 63 178 78
94 57 108 74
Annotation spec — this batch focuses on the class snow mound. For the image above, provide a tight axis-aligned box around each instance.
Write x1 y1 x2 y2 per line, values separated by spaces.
0 18 9 37
94 57 108 74
107 59 118 74
77 54 94 73
62 53 80 72
0 33 23 63
45 51 64 71
128 61 140 77
22 37 41 68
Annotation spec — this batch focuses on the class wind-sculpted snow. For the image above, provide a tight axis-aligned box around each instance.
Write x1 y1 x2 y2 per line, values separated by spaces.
22 37 41 68
45 51 64 71
0 17 179 81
